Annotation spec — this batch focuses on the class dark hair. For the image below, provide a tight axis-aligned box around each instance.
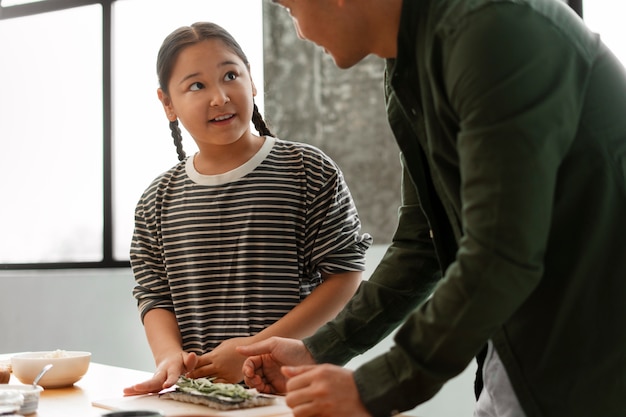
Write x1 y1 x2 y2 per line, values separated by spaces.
157 22 274 161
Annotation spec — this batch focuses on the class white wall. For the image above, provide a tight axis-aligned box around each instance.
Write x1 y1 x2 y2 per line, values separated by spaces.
0 267 154 372
0 245 476 417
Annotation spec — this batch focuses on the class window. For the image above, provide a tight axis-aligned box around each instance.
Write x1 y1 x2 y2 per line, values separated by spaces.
2 0 46 5
583 0 626 64
0 0 263 267
0 4 104 264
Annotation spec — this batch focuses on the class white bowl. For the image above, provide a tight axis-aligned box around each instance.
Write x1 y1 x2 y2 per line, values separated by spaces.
11 351 91 389
0 384 43 415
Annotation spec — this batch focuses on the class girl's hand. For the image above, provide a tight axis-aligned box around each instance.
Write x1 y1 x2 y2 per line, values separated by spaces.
123 351 198 395
187 336 255 383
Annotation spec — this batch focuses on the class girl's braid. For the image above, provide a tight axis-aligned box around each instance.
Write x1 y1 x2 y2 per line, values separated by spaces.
252 103 275 137
169 120 186 161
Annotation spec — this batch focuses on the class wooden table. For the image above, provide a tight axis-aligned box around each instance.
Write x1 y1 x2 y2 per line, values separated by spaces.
1 356 414 417
1 359 293 417
2 361 152 417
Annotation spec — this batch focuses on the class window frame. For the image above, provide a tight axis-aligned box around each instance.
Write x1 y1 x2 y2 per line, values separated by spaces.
570 0 583 17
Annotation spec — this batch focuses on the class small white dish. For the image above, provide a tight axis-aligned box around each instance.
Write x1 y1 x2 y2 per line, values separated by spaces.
0 384 43 415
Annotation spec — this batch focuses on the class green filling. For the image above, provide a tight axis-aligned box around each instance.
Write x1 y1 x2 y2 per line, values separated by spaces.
175 376 253 402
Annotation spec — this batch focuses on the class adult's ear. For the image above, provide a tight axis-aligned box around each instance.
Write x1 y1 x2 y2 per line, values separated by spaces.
251 79 258 98
157 88 177 121
247 64 258 98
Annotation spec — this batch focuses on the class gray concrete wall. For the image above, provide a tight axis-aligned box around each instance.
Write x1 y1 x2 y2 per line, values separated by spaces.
262 3 402 244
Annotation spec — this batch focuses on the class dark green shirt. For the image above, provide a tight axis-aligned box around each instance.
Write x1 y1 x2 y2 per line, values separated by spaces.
304 0 626 416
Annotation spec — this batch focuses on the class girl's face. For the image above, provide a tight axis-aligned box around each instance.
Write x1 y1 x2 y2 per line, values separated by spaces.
158 39 256 148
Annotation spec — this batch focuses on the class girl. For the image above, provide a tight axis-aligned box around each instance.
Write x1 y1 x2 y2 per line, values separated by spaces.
124 22 371 395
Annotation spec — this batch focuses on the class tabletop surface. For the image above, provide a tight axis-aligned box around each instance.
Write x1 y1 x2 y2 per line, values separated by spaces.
1 357 157 417
0 357 294 417
0 354 415 417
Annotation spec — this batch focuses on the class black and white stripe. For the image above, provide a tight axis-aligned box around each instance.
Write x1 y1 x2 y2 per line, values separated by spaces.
131 137 372 353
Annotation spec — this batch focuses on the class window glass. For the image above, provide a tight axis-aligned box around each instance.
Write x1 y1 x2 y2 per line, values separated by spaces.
584 0 626 64
112 0 264 260
1 0 46 5
0 5 103 263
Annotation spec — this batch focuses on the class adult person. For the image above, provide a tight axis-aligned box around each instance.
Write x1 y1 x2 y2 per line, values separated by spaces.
237 0 626 416
124 22 371 395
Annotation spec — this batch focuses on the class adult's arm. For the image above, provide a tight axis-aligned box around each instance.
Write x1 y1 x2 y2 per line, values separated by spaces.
304 163 441 365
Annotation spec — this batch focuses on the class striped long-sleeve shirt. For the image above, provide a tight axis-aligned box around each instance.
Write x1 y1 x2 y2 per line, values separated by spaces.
130 137 372 353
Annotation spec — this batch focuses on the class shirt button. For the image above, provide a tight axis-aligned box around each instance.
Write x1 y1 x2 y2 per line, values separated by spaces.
429 229 434 239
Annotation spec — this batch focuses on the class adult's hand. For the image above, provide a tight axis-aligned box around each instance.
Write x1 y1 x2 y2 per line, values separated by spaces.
283 364 372 417
236 337 315 394
123 351 198 395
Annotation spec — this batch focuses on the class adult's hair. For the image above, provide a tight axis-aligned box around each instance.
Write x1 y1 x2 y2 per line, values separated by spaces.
157 22 274 161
